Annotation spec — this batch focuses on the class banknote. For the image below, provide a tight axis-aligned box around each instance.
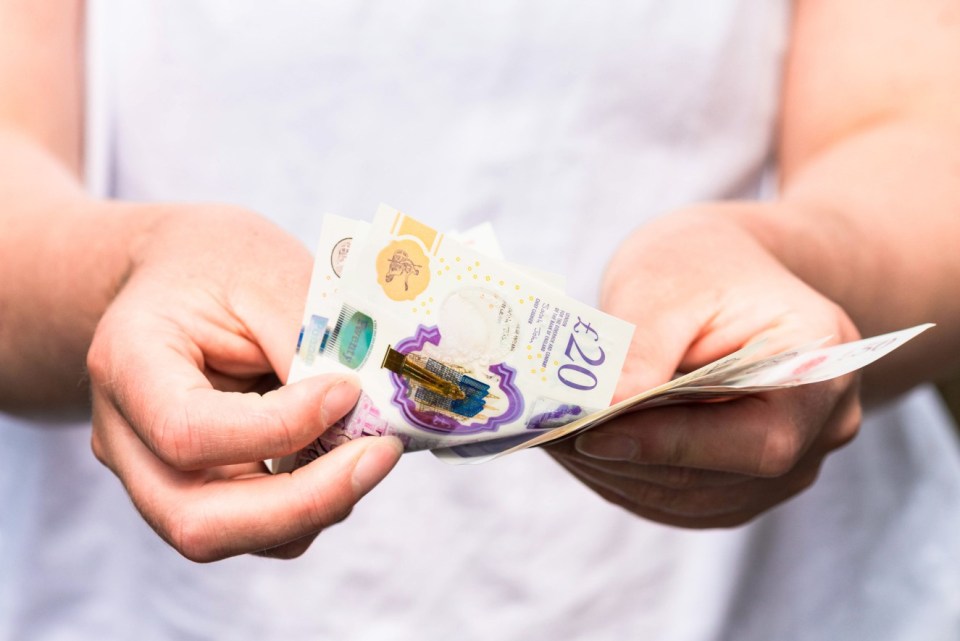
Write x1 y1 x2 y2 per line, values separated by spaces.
274 206 933 470
273 206 634 472
481 323 934 460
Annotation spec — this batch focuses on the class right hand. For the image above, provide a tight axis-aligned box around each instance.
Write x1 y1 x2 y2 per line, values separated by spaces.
87 202 402 562
547 207 862 528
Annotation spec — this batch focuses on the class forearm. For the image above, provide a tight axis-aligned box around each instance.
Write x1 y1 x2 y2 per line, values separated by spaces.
729 120 960 401
0 130 152 418
718 0 960 403
0 0 84 174
0 0 127 418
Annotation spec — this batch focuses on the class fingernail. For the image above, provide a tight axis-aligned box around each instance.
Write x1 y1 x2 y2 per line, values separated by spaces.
320 377 360 426
575 433 638 461
352 437 404 498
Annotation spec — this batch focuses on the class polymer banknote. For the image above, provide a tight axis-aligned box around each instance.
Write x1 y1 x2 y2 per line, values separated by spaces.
274 206 932 470
273 205 633 472
481 323 933 461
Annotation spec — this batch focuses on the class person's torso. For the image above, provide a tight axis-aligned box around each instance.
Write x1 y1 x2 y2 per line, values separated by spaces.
5 2 959 640
88 0 786 300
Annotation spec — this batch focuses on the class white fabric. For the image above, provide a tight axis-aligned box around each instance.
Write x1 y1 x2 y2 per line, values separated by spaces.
2 1 959 639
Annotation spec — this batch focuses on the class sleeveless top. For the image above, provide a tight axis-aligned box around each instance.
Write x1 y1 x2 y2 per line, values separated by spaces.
2 2 959 639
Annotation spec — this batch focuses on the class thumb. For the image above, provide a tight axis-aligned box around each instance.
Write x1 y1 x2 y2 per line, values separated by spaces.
107 351 363 470
603 283 707 403
228 242 314 383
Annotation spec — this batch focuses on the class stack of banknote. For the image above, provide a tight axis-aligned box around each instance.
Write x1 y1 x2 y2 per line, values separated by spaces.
271 204 931 471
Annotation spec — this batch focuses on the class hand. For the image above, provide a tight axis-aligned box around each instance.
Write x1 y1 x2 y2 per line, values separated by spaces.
87 203 402 561
547 206 862 528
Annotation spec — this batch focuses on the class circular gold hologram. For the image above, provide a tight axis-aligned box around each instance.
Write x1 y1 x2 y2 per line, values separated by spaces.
376 239 430 301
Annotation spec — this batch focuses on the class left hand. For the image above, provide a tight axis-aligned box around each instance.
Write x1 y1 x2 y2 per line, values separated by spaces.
547 206 862 528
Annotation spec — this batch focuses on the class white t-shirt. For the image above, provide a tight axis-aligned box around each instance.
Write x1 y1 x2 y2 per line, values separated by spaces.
2 2 959 639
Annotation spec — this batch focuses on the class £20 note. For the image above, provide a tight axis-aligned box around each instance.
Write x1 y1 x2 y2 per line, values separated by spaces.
273 205 634 471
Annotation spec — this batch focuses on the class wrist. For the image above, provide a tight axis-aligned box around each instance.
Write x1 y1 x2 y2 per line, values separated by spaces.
721 200 869 315
0 197 161 418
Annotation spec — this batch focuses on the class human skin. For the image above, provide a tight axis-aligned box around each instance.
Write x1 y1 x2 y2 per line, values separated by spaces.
0 1 402 562
548 0 960 528
1 0 958 555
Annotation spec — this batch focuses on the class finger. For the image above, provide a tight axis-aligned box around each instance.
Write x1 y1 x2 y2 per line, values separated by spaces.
552 454 753 528
558 456 753 518
600 221 746 401
572 380 845 476
254 532 322 560
89 317 362 469
568 471 766 529
97 399 403 562
556 452 821 526
227 249 312 383
548 444 748 489
202 368 280 395
175 439 397 562
185 437 400 562
809 375 862 454
613 323 687 401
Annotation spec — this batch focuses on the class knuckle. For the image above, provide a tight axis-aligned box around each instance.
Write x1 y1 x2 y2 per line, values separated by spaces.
827 403 862 451
795 465 822 493
630 481 688 514
148 406 202 470
85 332 112 385
757 426 802 477
664 436 691 467
256 537 315 560
89 430 107 466
169 510 223 563
639 429 689 467
658 466 705 491
661 488 723 518
269 404 298 455
329 505 354 528
294 484 348 534
596 486 638 516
